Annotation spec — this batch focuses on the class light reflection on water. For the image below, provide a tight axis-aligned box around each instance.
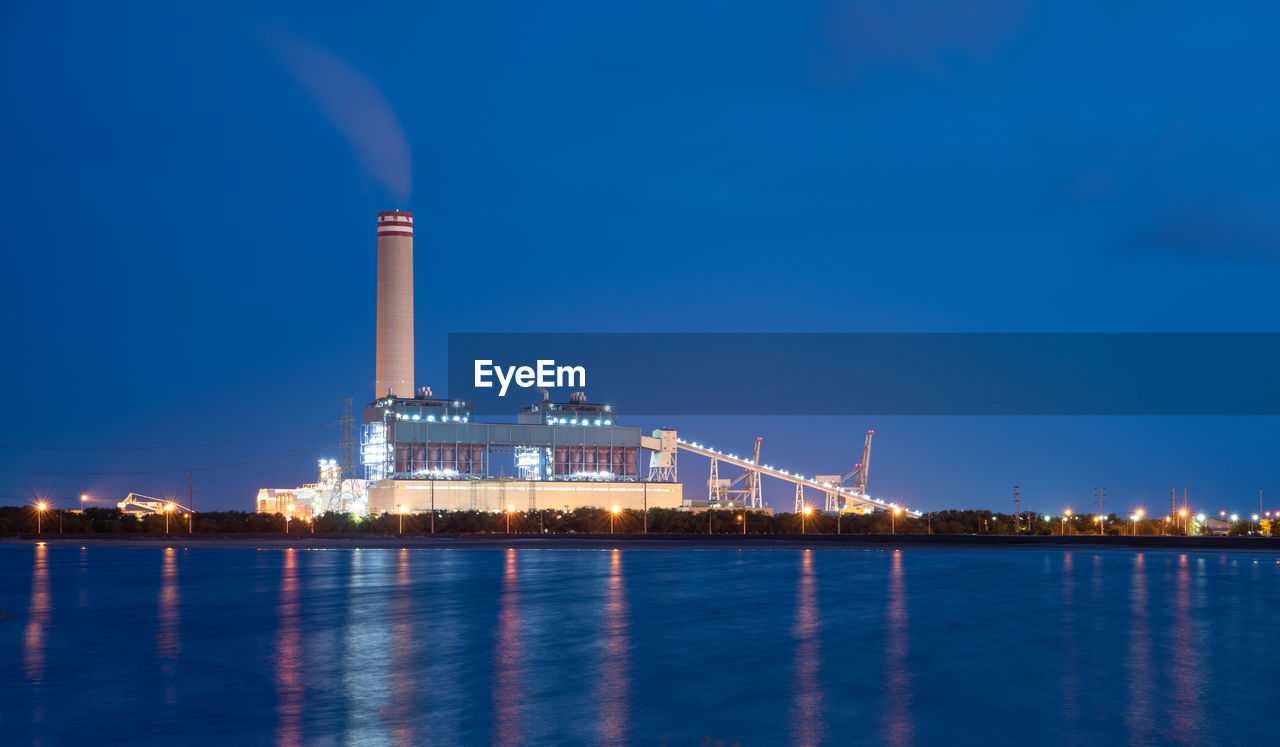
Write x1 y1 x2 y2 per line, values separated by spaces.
788 549 824 746
1169 553 1203 742
492 547 525 745
1126 553 1154 743
23 544 49 683
1059 551 1077 730
597 549 631 745
21 543 49 733
388 548 417 745
158 547 181 705
273 549 302 747
880 549 912 746
5 545 1280 744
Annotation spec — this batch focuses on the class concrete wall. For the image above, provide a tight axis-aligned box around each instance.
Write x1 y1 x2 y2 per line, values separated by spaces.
368 479 683 513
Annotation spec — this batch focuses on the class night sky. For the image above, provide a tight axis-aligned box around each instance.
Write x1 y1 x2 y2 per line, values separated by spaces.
3 1 1279 515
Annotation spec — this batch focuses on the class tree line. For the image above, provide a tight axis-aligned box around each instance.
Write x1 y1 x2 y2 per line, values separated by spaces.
1 505 1276 536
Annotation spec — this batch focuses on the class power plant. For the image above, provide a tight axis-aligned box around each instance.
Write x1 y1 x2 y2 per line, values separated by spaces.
256 211 913 519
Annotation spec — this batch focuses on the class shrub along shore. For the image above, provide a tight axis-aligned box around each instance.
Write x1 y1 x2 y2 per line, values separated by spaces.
2 505 1277 538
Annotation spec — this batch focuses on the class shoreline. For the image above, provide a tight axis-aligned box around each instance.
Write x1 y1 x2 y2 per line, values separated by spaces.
4 532 1280 552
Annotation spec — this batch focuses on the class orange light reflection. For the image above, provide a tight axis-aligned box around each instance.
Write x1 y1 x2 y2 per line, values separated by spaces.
880 549 913 746
788 549 825 745
597 549 631 743
492 548 524 743
274 549 303 747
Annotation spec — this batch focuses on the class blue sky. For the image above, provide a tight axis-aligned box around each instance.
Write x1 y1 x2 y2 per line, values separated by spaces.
2 1 1279 514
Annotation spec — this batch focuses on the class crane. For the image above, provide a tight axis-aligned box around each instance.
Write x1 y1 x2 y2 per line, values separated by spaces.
645 427 913 515
846 430 874 496
743 436 763 506
674 433 914 516
706 436 765 508
117 493 190 517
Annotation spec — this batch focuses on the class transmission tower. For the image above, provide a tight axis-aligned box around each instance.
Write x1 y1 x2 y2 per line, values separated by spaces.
1014 483 1022 534
339 398 355 481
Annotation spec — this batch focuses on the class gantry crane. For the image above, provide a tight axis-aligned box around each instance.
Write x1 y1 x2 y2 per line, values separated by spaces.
707 436 765 508
117 493 191 517
651 428 915 516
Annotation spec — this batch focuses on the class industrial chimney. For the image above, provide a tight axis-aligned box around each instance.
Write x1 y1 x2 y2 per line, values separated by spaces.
375 211 414 398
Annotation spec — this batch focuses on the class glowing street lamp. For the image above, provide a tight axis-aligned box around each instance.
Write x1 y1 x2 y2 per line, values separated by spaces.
1253 514 1260 533
164 503 175 534
398 504 408 534
35 501 47 533
80 494 89 511
802 505 813 534
610 505 621 534
1095 514 1103 535
738 513 745 535
506 504 515 534
1132 508 1144 536
1179 508 1188 535
1062 508 1072 535
891 506 902 535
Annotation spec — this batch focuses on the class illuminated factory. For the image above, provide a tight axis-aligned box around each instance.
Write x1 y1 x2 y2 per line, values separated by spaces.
256 459 367 518
361 210 682 514
257 210 913 519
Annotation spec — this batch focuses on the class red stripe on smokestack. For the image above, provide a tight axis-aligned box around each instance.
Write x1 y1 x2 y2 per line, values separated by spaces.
375 210 414 399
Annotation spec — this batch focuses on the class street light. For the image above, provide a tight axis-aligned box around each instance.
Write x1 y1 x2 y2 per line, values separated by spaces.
1063 508 1072 535
164 502 175 534
506 504 515 534
802 505 813 534
1134 508 1144 536
1179 508 1188 535
398 504 408 534
891 506 902 535
610 505 620 534
1095 514 1103 534
35 501 47 533
738 513 745 535
285 503 293 534
1253 514 1260 534
80 494 88 511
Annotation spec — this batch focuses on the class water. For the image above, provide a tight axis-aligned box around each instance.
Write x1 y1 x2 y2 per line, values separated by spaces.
3 542 1279 745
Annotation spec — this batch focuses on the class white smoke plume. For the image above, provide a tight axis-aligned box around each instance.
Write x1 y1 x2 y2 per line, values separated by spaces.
265 31 412 204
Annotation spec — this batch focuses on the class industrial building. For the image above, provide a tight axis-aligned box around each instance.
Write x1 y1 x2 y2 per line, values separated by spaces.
257 209 912 519
256 460 367 518
360 210 682 514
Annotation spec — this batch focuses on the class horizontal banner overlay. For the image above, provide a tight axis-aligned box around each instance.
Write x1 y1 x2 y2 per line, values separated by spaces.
447 333 1280 416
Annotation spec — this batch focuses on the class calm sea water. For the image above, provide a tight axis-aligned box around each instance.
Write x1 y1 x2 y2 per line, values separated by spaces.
2 542 1279 745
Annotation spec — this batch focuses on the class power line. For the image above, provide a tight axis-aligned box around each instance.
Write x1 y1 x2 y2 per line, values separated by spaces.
0 446 336 476
0 422 338 451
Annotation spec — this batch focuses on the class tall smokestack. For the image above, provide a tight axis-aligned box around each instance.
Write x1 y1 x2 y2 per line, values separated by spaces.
375 211 414 398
